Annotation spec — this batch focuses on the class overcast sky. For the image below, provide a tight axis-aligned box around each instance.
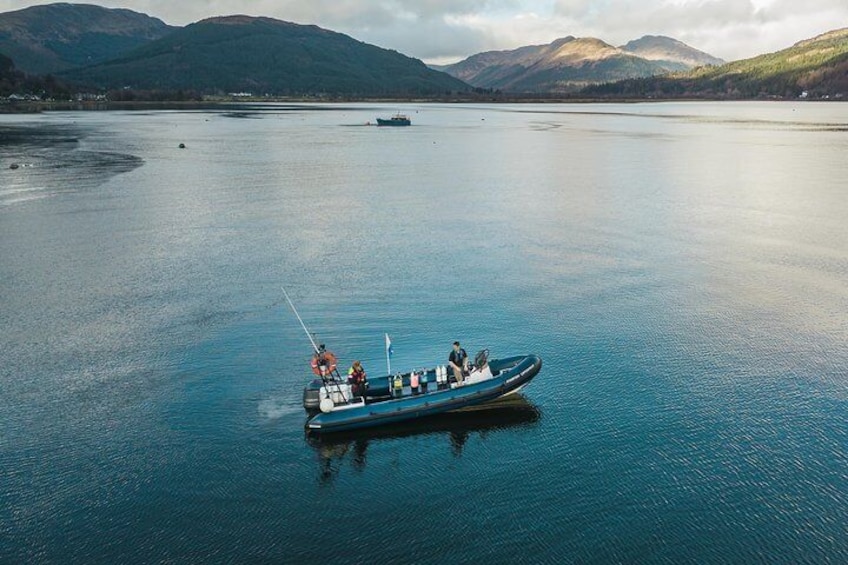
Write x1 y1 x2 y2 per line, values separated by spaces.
3 0 847 64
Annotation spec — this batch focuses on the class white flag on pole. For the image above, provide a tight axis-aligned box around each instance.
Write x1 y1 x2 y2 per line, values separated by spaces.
385 333 393 374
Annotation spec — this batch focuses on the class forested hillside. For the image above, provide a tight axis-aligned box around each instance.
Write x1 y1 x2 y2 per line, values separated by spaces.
0 52 70 99
62 16 468 96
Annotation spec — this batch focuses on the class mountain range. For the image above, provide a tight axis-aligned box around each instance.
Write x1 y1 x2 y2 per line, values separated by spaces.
0 3 466 95
60 15 468 95
0 3 846 100
584 27 848 99
440 35 724 92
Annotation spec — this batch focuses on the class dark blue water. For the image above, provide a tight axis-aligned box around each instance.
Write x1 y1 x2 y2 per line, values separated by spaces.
2 103 847 563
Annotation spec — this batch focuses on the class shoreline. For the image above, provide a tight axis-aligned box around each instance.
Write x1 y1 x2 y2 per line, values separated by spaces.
2 95 840 114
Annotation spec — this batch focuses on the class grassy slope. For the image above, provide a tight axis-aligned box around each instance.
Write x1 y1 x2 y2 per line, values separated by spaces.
586 28 848 99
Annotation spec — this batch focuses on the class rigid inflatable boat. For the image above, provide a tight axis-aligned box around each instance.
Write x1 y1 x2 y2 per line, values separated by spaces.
303 350 542 433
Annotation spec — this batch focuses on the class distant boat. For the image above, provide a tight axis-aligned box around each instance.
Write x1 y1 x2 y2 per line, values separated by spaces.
376 113 411 126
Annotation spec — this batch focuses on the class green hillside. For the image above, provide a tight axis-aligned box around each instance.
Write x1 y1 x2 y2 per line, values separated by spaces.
0 3 174 74
585 28 848 99
61 16 468 96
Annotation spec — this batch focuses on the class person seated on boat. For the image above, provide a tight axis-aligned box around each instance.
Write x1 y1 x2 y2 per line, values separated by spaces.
347 360 367 397
311 344 338 379
449 341 468 385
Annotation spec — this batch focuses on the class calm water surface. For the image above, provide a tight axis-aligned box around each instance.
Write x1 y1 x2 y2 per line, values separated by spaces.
1 102 847 563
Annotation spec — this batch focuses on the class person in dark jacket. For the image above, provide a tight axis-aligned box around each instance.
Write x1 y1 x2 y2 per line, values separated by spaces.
347 360 367 397
448 341 468 385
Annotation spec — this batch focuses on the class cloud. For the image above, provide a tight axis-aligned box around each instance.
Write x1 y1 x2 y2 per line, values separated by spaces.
1 0 846 62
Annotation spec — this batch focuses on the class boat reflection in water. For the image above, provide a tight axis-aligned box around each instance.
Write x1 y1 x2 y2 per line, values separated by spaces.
306 395 541 483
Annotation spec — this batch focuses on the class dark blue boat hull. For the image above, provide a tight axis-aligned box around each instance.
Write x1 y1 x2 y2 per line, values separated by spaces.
376 117 411 126
305 354 541 433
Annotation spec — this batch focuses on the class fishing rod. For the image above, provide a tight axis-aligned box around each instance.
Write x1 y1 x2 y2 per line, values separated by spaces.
282 287 351 405
282 286 320 354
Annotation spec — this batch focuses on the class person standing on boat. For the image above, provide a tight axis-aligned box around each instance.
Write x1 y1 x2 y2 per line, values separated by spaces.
347 360 367 397
311 344 338 380
449 341 468 385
